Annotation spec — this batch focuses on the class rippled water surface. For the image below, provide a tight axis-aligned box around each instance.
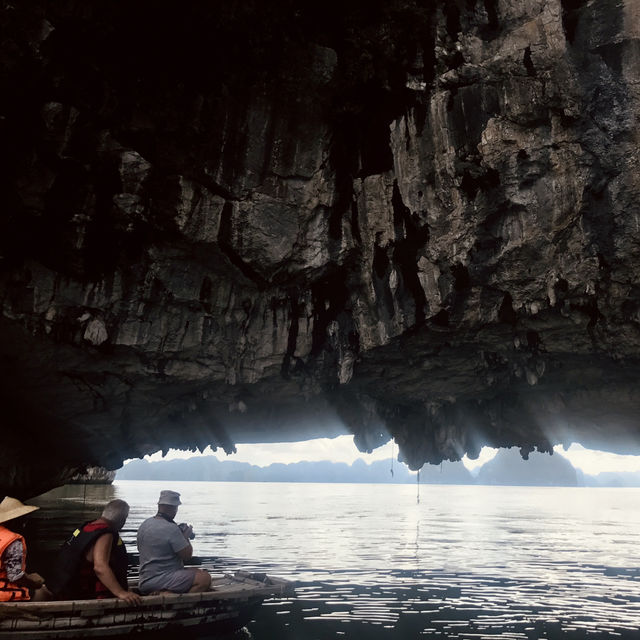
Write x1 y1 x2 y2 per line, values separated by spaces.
29 481 640 639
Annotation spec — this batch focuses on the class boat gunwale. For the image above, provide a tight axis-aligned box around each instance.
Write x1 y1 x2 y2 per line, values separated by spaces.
0 574 292 617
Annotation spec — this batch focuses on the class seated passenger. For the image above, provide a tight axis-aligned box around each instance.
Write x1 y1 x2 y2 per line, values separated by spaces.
0 497 50 601
137 490 211 595
48 499 141 603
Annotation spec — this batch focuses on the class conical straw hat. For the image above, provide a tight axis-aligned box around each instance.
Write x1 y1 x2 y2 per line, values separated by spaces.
0 497 39 525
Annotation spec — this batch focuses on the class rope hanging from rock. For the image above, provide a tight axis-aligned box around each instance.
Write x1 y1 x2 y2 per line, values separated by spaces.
390 440 394 478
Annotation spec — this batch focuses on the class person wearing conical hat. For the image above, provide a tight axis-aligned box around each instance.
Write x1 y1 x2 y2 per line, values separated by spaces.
0 496 50 601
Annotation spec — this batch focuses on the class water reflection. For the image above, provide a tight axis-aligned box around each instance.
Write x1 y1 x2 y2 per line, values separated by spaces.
27 484 115 561
26 482 640 639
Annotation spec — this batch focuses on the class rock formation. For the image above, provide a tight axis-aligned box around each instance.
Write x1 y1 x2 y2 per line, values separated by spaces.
68 466 116 485
475 447 578 486
1 0 639 496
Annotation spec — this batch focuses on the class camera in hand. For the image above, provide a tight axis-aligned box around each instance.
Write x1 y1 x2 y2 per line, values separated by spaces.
178 522 195 539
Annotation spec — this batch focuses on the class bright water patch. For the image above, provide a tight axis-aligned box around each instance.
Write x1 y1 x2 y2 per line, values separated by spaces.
29 482 640 639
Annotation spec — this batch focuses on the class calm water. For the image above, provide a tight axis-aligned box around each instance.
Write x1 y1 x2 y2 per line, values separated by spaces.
27 481 640 639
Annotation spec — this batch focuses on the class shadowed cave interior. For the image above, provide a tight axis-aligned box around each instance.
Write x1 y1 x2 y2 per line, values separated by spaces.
1 0 640 497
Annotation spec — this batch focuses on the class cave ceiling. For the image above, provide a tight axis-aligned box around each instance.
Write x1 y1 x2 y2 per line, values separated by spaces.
1 0 640 497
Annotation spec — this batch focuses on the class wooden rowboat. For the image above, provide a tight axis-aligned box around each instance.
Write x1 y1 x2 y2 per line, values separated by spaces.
0 571 292 639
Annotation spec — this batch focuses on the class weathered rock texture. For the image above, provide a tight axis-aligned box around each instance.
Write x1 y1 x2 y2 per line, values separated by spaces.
1 0 639 497
68 467 116 485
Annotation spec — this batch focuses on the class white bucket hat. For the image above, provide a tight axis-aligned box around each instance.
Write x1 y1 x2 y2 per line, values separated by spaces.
0 497 39 525
158 490 181 507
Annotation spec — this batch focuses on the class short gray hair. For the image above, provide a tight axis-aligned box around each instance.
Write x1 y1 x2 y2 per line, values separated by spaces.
101 499 129 523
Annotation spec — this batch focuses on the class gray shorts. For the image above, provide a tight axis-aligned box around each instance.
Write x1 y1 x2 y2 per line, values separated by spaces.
140 568 196 594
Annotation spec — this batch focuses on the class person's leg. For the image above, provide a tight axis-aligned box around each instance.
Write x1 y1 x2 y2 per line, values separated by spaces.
141 568 194 595
188 569 212 593
32 585 53 601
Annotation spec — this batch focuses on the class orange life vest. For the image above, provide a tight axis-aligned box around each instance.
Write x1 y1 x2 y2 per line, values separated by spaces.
0 525 30 601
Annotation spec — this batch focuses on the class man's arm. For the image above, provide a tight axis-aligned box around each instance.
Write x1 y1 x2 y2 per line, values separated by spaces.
170 524 194 562
2 540 44 589
176 541 193 562
92 533 142 605
16 573 45 589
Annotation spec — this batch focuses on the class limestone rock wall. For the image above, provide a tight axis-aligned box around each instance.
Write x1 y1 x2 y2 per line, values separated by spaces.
1 0 639 496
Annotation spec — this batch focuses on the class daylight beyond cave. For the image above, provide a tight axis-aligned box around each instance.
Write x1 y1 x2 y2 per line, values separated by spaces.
1 0 640 497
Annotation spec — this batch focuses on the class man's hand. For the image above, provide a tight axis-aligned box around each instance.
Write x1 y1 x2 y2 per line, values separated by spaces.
180 524 194 540
23 573 45 588
118 590 143 605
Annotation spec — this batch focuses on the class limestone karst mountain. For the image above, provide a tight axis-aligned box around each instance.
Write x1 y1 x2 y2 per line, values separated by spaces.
116 455 474 484
475 447 578 486
1 0 640 496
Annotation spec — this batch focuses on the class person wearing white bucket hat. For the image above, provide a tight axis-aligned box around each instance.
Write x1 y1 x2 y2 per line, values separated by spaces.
0 496 50 601
136 490 211 595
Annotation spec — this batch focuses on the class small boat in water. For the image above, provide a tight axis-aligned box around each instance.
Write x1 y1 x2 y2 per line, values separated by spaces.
0 571 292 639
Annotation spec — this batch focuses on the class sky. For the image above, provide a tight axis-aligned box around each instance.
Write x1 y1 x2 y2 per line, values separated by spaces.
141 435 640 476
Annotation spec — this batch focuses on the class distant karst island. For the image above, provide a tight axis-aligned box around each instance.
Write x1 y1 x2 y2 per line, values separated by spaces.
116 448 640 487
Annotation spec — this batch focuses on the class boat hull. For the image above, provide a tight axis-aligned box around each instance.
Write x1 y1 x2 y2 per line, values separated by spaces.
0 572 291 639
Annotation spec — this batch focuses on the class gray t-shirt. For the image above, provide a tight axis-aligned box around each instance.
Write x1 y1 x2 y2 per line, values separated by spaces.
137 516 189 591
